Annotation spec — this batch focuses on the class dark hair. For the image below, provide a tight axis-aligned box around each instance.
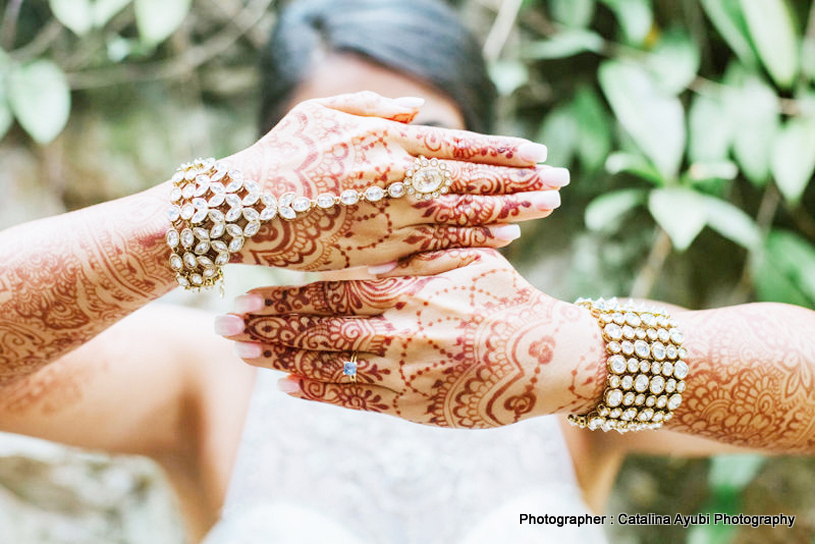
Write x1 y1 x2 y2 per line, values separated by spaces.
259 0 496 134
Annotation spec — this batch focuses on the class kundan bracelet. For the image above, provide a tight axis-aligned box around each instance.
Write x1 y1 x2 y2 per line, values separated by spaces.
568 297 689 433
166 156 453 290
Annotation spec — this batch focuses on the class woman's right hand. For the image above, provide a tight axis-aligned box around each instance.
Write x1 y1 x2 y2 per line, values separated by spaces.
227 91 569 271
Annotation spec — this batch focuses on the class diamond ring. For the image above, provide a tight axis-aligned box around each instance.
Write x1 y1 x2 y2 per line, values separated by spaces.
343 351 359 382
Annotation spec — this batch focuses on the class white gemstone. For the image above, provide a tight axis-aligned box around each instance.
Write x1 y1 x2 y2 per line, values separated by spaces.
229 236 245 252
646 395 656 407
622 325 636 339
184 168 198 181
677 381 686 393
652 342 666 360
316 193 336 209
668 394 682 410
210 223 225 239
243 208 260 222
665 379 676 393
411 167 445 194
621 341 634 356
225 207 242 222
651 362 662 374
243 192 261 206
229 170 244 182
604 323 623 341
608 355 626 374
634 340 650 358
190 274 203 286
388 182 406 198
261 194 276 207
679 347 688 359
340 189 359 205
260 206 277 221
636 329 647 339
211 169 227 182
166 229 179 248
622 408 637 421
203 267 218 278
641 313 656 326
279 207 296 220
176 275 189 287
191 208 208 224
674 361 689 379
650 376 665 395
226 224 242 238
215 252 229 266
634 374 649 392
364 186 384 202
627 358 639 373
293 197 311 212
656 395 668 408
652 411 664 422
169 254 183 270
194 241 209 255
647 328 658 340
180 203 195 220
658 328 670 342
635 394 646 405
225 178 243 193
183 252 197 269
211 240 228 253
170 187 182 202
182 184 195 199
625 312 641 327
608 375 621 388
192 197 208 209
639 361 651 373
279 192 295 207
171 171 184 184
606 389 623 407
244 221 261 237
225 194 242 208
639 408 654 421
607 341 621 354
661 362 674 376
210 183 225 195
671 330 684 344
666 345 678 360
180 228 194 248
193 227 209 240
208 209 225 223
197 256 214 268
621 376 634 390
623 392 636 406
244 180 259 194
609 408 622 419
612 313 625 325
657 315 669 327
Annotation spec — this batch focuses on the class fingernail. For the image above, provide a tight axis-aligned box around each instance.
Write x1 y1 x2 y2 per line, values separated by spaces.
492 224 521 242
542 167 570 187
234 294 264 313
368 261 398 275
528 190 561 211
277 376 301 393
393 96 425 109
518 142 548 163
214 314 245 336
234 342 263 359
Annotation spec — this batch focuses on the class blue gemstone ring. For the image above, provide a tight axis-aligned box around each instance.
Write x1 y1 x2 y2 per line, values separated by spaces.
343 351 359 382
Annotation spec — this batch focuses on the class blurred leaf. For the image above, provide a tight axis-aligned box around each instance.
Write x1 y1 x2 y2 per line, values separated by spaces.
702 195 762 250
770 116 815 204
709 455 766 492
0 50 11 140
135 0 191 46
740 0 799 89
93 0 131 27
605 151 663 185
688 94 732 163
648 187 707 251
646 28 701 95
600 0 653 46
754 230 815 305
688 160 739 182
49 0 93 36
573 85 612 170
549 0 595 28
489 60 529 96
585 189 646 231
802 37 815 82
724 71 779 185
524 29 604 59
7 60 71 144
699 0 758 66
537 104 579 168
599 60 686 180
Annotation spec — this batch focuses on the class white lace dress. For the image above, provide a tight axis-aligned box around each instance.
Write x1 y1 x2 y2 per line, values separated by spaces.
204 369 609 544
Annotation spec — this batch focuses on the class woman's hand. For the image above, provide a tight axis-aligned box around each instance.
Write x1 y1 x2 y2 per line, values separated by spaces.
217 249 605 428
227 92 568 271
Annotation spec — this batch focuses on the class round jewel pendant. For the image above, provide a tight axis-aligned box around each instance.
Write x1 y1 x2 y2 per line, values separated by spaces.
403 155 452 199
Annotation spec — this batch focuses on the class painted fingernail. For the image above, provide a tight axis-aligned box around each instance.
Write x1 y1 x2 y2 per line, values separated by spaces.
542 167 570 187
234 342 263 359
528 190 561 211
234 294 264 313
277 376 301 393
492 224 521 242
518 142 548 163
214 314 245 336
393 96 425 109
368 261 398 275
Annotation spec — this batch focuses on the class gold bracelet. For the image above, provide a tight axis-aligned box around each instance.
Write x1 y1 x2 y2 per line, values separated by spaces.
166 156 451 290
568 297 689 433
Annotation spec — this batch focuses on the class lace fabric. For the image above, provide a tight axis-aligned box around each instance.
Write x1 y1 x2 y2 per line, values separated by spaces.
205 369 609 544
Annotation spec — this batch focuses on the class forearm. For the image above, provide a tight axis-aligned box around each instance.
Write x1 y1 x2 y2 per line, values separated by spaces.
667 302 815 453
0 182 176 385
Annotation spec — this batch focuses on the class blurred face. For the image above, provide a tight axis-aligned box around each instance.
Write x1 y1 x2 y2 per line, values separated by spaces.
287 53 467 130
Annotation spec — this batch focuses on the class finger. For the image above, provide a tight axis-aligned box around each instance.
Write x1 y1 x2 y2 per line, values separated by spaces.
241 345 392 385
397 125 548 167
401 224 521 252
410 190 561 226
368 248 488 278
445 162 570 194
279 375 400 417
234 277 425 317
312 91 423 123
235 314 395 354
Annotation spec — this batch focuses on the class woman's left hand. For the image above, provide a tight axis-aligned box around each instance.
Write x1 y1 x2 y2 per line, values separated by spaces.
217 249 604 428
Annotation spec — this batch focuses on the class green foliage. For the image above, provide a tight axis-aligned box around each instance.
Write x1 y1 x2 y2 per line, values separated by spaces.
134 0 192 46
7 60 70 144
